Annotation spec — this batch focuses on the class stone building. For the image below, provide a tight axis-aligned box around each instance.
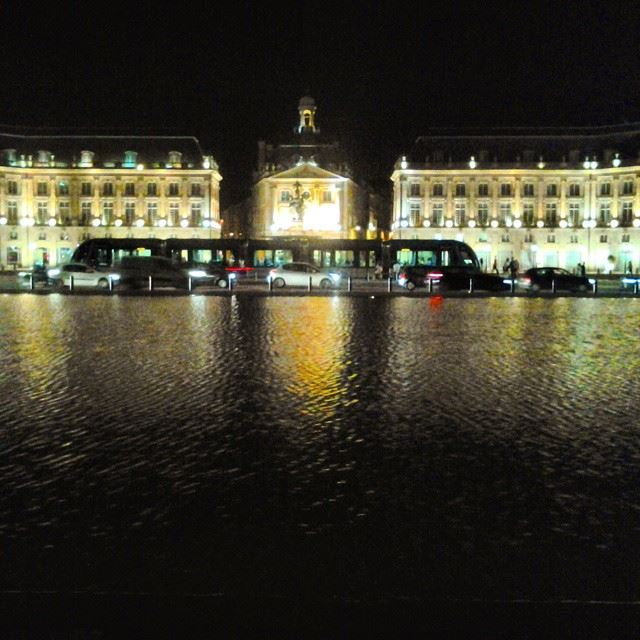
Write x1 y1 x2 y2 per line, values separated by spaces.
247 97 374 239
391 125 640 273
0 134 222 268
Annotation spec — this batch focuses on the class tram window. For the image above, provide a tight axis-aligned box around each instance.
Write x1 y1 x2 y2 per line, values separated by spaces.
335 251 354 267
415 250 436 266
223 250 235 266
368 251 376 267
193 249 213 263
95 248 111 266
397 249 413 265
457 246 477 266
255 250 292 267
274 250 292 266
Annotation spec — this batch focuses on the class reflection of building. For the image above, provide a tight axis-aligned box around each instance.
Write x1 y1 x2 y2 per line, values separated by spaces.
391 125 640 273
0 134 222 268
248 97 373 239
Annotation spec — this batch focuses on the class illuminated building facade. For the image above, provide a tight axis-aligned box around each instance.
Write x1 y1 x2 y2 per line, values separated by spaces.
249 97 372 239
0 134 221 268
391 126 640 273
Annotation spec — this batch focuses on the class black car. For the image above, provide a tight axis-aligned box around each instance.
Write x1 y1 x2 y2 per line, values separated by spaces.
180 261 232 288
518 267 591 292
398 265 509 292
115 256 190 289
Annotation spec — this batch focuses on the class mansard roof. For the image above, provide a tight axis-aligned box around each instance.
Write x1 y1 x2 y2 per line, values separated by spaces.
0 131 212 168
409 123 640 168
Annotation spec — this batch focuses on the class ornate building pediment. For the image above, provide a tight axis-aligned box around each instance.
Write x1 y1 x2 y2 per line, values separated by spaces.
269 163 346 182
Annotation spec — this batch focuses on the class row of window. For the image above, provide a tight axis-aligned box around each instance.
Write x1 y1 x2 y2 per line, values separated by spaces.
3 180 206 197
480 234 630 244
5 150 187 167
408 180 637 198
1 201 205 226
403 201 636 227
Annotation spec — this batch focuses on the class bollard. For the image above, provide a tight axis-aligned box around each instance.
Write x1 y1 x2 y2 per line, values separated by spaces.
510 278 516 294
268 276 273 291
69 275 74 292
108 276 114 292
551 279 556 294
387 276 392 292
308 275 312 292
634 281 639 295
29 273 34 291
148 275 153 292
228 276 233 292
348 276 352 292
592 279 598 295
188 276 193 292
428 278 433 294
468 277 474 294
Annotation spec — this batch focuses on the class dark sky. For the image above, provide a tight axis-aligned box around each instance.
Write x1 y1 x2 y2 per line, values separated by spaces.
2 1 640 207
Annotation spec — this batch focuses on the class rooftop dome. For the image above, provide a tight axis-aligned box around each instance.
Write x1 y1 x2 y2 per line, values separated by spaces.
298 96 316 108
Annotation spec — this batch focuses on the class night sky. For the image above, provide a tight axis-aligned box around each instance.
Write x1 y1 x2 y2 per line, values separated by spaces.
2 2 640 207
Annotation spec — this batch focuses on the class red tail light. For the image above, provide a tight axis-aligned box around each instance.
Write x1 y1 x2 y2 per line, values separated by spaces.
427 272 443 279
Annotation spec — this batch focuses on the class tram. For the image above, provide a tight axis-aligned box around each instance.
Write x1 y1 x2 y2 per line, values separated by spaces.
70 236 482 277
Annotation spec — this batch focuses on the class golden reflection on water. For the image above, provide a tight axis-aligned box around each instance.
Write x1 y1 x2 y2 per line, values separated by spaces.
1 295 68 389
267 297 348 420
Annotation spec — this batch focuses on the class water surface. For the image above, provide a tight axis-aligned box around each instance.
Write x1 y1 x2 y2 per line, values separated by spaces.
1 294 639 603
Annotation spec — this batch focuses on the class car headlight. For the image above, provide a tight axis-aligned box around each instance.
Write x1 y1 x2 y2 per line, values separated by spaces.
188 269 208 278
329 272 341 282
47 268 61 277
109 274 121 280
229 272 237 279
18 271 28 277
588 278 596 285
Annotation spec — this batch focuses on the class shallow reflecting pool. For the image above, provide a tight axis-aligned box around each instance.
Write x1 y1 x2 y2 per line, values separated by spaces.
1 294 640 603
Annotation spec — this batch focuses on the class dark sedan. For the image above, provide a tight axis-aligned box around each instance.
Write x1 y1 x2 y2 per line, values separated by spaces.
398 265 509 291
518 267 592 292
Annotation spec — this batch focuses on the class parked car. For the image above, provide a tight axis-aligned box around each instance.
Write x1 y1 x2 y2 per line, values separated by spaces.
397 265 509 291
180 261 234 288
115 256 190 289
267 262 342 289
518 267 592 292
47 262 121 288
16 265 50 287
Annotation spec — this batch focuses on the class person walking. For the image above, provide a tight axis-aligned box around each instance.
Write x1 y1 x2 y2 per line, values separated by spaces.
492 258 499 275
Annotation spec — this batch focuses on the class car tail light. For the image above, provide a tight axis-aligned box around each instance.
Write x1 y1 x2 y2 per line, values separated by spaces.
521 277 531 286
426 272 443 279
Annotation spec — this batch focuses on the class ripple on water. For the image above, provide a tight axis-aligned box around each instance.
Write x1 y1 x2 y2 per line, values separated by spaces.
1 295 640 600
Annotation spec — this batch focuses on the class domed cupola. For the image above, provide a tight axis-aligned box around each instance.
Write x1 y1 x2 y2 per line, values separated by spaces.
297 96 318 134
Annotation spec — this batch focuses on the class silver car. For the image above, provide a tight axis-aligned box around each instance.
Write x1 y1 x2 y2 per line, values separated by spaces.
267 262 342 289
48 263 120 289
